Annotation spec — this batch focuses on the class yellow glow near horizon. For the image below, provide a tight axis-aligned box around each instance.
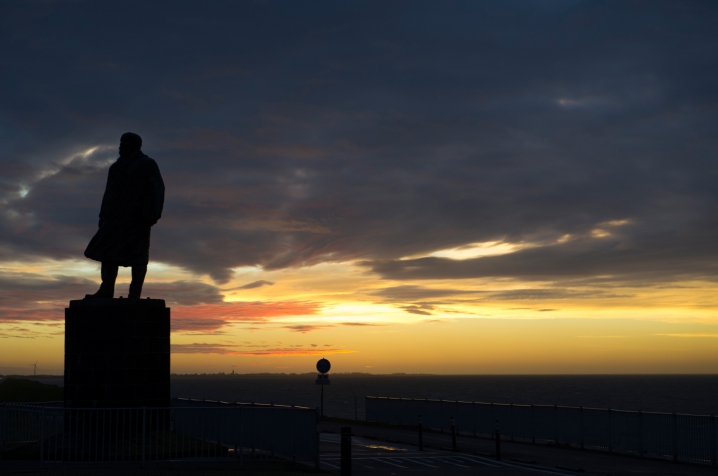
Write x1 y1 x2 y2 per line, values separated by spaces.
2 255 718 375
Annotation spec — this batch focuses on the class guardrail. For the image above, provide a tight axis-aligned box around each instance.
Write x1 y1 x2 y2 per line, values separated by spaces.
366 396 718 466
0 398 318 466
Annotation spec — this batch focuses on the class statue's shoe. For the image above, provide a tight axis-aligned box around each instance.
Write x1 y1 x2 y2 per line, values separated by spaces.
84 290 114 299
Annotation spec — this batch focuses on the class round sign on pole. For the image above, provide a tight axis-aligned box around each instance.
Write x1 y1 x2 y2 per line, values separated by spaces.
316 358 331 374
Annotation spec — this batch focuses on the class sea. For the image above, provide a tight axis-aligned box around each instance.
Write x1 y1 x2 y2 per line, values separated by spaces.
19 374 718 420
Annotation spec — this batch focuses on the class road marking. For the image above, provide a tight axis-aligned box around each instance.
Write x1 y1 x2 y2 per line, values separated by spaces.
399 457 439 468
434 457 469 467
373 458 408 468
452 454 501 467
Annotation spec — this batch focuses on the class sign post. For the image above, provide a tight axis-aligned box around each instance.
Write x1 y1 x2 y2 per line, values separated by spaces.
315 358 331 416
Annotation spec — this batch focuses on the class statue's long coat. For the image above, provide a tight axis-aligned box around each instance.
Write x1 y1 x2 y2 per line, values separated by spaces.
84 152 164 266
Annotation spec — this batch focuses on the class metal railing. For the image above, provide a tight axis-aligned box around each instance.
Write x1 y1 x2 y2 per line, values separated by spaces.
0 398 318 466
366 396 718 466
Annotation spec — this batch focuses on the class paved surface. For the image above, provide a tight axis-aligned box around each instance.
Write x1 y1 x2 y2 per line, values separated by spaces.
0 464 312 476
320 421 717 475
320 432 578 475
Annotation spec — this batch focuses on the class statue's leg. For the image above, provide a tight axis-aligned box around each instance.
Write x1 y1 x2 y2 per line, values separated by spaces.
128 263 148 299
85 262 118 299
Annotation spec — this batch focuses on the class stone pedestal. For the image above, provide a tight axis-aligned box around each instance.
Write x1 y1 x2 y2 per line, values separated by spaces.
64 298 170 408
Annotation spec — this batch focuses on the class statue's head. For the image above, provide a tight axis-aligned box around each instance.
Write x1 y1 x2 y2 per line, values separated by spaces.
119 132 142 157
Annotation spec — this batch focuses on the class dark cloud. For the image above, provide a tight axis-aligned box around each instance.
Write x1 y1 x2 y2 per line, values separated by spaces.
283 322 383 333
367 285 475 301
143 281 224 306
1 1 717 285
400 304 434 316
227 280 275 291
362 233 718 282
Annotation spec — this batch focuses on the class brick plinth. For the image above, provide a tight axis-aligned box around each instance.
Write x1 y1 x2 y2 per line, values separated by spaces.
64 298 170 408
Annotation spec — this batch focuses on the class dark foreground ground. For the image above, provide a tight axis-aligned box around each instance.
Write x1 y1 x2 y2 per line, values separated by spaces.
319 420 717 476
2 421 712 476
0 468 311 476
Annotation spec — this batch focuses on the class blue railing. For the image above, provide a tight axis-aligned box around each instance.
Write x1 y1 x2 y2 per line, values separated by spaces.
0 398 318 466
366 396 718 466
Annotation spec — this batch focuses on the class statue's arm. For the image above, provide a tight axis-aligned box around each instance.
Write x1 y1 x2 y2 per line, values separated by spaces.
145 159 165 226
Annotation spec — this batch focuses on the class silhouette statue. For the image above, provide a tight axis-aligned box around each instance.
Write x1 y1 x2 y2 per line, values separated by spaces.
84 132 164 299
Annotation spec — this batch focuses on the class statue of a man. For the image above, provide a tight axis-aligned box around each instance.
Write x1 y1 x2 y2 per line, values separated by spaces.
84 132 165 299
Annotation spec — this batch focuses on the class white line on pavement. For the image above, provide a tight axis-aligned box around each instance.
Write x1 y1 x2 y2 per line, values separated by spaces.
434 457 469 467
399 457 439 468
373 458 408 468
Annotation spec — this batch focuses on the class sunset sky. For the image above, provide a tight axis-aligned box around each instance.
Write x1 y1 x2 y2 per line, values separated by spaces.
2 1 718 375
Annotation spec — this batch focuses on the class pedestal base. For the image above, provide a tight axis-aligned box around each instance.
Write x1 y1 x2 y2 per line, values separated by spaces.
64 298 170 408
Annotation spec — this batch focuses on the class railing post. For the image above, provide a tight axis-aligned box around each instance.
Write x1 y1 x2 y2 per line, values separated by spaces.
710 415 716 467
340 427 352 476
606 408 613 453
2 404 6 458
141 407 146 468
40 407 45 465
315 408 320 471
579 406 584 449
531 404 535 444
490 403 494 439
472 402 476 437
638 410 644 457
672 412 678 461
418 414 423 451
451 417 457 452
440 400 444 432
554 404 558 445
494 419 501 461
510 404 514 441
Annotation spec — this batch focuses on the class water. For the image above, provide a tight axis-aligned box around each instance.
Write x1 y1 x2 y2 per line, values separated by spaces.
170 374 718 420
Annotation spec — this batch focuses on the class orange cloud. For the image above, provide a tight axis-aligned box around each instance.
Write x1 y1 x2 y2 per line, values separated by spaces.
171 300 322 332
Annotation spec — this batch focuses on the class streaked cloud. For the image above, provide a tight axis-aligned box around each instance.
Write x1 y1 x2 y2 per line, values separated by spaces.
171 343 354 356
653 334 718 338
228 280 275 291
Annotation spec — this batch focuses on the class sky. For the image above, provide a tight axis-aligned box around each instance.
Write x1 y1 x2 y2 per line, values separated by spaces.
1 0 718 375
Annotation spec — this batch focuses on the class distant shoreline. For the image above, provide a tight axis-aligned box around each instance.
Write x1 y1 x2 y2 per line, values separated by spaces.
3 372 718 377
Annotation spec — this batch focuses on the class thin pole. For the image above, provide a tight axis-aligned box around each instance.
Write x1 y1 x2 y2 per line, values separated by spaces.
451 417 457 452
531 404 535 444
340 426 352 476
579 406 584 449
320 385 324 417
608 408 613 453
710 415 716 466
40 408 45 465
510 404 514 441
141 407 146 468
638 410 644 457
554 404 558 444
314 408 320 471
2 404 7 457
672 412 678 461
